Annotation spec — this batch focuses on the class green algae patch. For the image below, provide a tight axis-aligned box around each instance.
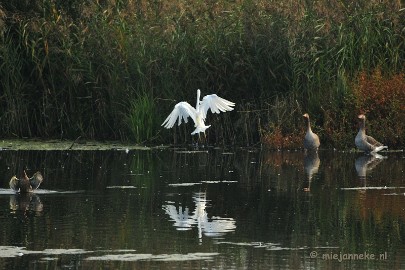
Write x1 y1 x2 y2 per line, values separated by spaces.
0 139 153 151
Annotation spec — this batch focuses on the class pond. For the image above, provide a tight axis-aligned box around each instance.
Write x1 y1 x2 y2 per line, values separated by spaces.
0 146 405 269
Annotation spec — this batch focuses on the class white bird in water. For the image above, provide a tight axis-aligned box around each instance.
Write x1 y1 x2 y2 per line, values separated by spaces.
162 89 235 136
355 114 387 154
303 113 320 152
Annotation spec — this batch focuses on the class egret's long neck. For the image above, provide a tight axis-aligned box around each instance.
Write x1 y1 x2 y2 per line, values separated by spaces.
196 89 201 112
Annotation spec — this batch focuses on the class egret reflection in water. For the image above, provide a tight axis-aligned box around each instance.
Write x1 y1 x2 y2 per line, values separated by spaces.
164 192 236 241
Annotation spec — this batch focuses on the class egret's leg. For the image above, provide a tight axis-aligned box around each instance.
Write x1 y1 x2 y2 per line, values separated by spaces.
202 132 207 147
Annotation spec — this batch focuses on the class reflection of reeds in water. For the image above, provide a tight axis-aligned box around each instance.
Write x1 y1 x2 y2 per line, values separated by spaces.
349 190 405 224
258 150 319 192
262 150 304 168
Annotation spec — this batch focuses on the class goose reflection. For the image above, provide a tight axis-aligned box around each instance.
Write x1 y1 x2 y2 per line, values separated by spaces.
355 153 386 184
303 152 320 191
9 193 43 213
164 192 236 241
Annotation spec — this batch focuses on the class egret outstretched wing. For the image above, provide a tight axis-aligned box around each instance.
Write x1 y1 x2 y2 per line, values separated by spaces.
200 94 235 119
162 102 197 129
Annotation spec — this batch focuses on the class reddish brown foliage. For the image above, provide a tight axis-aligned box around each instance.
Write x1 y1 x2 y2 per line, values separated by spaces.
352 68 405 146
262 126 304 149
353 68 405 116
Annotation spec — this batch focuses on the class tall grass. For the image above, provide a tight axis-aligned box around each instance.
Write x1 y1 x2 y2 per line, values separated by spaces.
0 0 404 146
126 92 159 143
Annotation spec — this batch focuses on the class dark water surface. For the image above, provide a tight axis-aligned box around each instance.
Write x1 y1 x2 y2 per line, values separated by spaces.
0 148 405 269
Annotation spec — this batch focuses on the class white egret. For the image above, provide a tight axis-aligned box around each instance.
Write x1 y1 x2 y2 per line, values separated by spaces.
162 89 235 136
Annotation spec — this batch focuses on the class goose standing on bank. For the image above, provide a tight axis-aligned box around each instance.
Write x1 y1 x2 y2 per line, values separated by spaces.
162 89 235 136
9 171 43 193
355 114 387 153
303 113 320 152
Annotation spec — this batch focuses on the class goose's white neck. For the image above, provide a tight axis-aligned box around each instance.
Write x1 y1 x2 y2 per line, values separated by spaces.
305 117 312 133
358 118 366 134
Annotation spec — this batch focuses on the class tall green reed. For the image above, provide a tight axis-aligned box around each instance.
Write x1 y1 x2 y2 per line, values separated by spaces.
126 92 159 143
0 32 32 136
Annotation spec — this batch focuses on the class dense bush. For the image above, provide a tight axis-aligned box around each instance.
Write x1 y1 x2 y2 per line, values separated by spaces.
352 69 405 147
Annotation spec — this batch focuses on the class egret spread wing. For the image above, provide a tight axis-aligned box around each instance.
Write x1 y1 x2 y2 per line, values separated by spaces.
200 94 235 119
162 102 197 129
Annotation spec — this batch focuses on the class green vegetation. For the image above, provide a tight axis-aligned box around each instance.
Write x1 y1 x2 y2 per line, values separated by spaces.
0 0 404 147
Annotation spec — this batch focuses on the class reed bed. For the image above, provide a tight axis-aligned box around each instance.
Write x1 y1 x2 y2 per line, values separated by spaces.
0 0 403 147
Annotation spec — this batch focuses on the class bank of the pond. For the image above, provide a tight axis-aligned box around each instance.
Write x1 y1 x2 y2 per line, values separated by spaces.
0 139 153 151
0 139 404 153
